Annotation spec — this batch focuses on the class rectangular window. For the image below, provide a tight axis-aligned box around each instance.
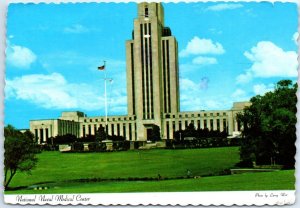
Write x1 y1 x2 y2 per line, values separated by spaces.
94 124 97 135
82 125 86 137
88 125 91 135
217 119 220 131
172 121 176 134
185 120 188 128
197 120 200 130
210 119 214 130
162 40 167 113
135 123 137 140
129 123 132 141
144 24 148 121
149 23 154 119
34 129 38 142
117 124 120 136
40 129 44 142
45 128 49 140
111 124 114 136
140 24 145 119
131 43 135 115
166 121 170 139
223 119 227 132
123 124 126 139
166 40 171 113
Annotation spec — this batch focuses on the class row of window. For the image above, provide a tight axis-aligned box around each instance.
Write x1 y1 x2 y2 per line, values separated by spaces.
82 123 136 141
173 119 227 130
165 119 228 139
165 112 227 119
34 128 49 143
83 116 135 123
82 112 227 123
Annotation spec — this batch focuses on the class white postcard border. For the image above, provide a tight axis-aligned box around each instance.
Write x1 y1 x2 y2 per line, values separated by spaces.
4 191 296 206
0 0 299 207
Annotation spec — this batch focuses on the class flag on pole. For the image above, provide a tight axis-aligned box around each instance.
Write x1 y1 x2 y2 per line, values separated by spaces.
98 65 105 70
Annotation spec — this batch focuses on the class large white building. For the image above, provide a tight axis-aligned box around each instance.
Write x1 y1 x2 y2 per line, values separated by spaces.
30 3 250 145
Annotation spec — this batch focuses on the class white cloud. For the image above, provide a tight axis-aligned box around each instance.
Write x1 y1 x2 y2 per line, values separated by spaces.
5 73 127 113
206 3 244 11
6 42 37 69
236 41 298 84
64 24 89 33
293 32 299 45
180 78 199 91
179 36 225 57
231 89 246 98
192 56 217 65
236 71 252 84
253 83 274 96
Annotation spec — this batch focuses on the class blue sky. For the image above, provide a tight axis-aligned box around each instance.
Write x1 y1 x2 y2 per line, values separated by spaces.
5 2 298 129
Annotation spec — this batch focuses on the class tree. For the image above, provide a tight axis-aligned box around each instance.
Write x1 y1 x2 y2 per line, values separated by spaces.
237 80 297 168
47 134 77 145
95 126 107 141
185 123 196 137
4 125 38 189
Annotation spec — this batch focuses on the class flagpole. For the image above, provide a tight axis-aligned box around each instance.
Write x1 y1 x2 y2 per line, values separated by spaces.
103 61 108 139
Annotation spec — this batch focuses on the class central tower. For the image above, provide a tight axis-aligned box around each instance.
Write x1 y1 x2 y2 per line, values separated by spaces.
126 2 179 141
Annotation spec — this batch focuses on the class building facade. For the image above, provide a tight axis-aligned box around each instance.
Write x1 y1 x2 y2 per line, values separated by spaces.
30 3 250 144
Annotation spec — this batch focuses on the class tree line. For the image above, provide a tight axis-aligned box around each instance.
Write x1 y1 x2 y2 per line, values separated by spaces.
166 123 238 148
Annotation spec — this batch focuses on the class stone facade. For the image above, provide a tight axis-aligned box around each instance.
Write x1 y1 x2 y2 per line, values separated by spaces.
29 3 251 144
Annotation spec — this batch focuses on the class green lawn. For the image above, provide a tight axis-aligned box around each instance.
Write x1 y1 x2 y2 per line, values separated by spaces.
9 147 240 188
7 170 295 194
6 147 294 194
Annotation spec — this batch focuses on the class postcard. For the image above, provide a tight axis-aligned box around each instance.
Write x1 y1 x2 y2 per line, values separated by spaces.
2 0 298 206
